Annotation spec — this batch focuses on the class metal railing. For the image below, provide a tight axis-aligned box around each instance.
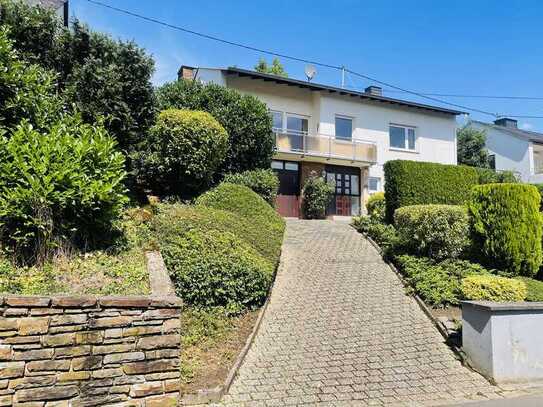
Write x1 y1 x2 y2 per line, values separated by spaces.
273 131 377 163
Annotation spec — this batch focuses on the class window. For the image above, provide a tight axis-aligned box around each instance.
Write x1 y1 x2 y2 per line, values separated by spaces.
271 160 283 170
271 111 283 132
286 115 308 135
284 162 299 171
533 143 543 174
389 125 416 151
368 177 380 192
335 116 352 140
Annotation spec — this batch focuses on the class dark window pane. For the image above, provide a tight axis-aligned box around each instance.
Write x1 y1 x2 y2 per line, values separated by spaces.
389 126 405 149
407 128 416 150
287 116 308 134
335 117 352 140
271 111 282 131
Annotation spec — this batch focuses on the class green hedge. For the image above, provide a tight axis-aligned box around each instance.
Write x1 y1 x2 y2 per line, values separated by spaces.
469 183 542 277
532 184 543 211
394 205 470 260
461 275 527 302
366 192 385 222
223 169 279 206
384 160 479 222
516 277 543 302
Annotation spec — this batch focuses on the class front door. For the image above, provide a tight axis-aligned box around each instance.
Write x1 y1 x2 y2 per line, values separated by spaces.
272 160 300 217
325 166 361 216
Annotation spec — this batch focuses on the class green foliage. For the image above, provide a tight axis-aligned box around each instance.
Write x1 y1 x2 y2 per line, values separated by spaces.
0 27 62 131
196 183 285 241
254 57 288 77
152 204 283 266
395 255 491 307
366 192 385 222
461 274 527 302
516 277 543 302
353 216 399 255
394 205 470 260
457 126 490 168
135 109 228 198
0 259 58 294
532 184 543 211
0 116 128 263
161 228 273 313
301 171 334 219
155 79 274 176
476 168 519 184
469 183 542 277
223 169 279 206
1 2 156 151
383 160 479 223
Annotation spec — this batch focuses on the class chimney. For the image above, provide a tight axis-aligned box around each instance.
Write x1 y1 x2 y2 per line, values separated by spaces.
494 118 518 129
365 85 382 96
178 65 195 81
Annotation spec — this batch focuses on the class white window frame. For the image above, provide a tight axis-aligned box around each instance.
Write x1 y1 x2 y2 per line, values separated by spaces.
334 115 354 141
368 177 380 193
270 110 284 133
532 142 543 175
389 124 417 152
285 112 310 136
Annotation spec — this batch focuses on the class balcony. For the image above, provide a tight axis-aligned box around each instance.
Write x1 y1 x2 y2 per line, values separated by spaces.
273 131 377 163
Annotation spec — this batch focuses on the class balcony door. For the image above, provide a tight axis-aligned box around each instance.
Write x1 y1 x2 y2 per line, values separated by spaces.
286 114 308 152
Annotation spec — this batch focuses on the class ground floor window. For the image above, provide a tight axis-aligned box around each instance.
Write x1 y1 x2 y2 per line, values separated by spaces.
368 176 380 193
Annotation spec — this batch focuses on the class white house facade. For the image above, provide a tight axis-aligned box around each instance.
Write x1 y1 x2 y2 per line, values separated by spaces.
468 118 543 183
180 66 462 217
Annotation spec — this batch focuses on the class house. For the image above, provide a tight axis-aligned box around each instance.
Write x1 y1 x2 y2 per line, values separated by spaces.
180 66 463 217
468 118 543 183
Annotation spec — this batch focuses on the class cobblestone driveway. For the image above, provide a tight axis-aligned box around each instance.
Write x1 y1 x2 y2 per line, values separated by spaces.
222 220 501 406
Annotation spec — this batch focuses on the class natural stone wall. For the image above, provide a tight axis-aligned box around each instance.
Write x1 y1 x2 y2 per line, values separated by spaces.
0 295 182 406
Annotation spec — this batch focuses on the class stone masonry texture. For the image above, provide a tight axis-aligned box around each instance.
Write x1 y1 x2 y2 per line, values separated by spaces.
0 295 182 406
222 220 503 406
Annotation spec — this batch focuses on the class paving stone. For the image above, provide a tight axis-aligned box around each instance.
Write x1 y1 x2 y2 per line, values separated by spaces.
221 220 500 406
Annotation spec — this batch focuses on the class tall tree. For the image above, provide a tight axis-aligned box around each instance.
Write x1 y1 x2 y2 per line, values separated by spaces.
457 125 490 168
254 57 288 77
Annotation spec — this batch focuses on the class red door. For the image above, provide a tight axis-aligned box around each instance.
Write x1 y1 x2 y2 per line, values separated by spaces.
276 195 300 217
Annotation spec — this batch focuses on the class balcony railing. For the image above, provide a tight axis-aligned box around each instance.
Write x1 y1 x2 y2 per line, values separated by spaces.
274 131 377 163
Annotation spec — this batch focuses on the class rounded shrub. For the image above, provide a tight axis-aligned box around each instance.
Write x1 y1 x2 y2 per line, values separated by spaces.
135 109 228 198
394 205 470 260
469 183 542 277
366 192 385 222
301 171 334 219
223 169 279 206
152 203 283 266
196 182 285 238
461 275 527 302
0 116 127 262
160 228 273 313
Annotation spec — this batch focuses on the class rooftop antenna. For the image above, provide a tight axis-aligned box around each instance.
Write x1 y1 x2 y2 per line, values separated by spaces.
304 64 316 82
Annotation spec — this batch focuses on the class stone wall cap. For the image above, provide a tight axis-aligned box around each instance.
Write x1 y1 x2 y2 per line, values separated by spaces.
0 295 183 309
98 296 152 307
52 296 97 307
461 300 543 312
4 296 51 307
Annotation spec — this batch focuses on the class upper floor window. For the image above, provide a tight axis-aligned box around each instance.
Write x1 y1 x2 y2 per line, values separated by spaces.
271 110 283 132
533 143 543 174
389 125 416 151
335 116 353 140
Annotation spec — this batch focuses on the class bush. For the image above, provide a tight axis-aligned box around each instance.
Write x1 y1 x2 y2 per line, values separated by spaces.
301 171 334 219
532 184 543 211
223 169 279 206
353 216 399 256
395 255 491 307
461 275 527 302
135 109 228 198
394 204 470 260
516 277 543 302
366 192 385 222
160 228 273 313
152 204 283 265
384 160 480 223
0 2 156 151
469 183 542 277
0 27 62 131
476 168 519 184
0 116 127 263
155 79 273 176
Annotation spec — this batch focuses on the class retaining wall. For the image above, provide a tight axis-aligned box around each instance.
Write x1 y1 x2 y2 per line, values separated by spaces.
0 295 182 406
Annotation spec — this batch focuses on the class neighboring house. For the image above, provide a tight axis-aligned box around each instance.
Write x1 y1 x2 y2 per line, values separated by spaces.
25 0 69 26
468 118 543 183
180 66 463 217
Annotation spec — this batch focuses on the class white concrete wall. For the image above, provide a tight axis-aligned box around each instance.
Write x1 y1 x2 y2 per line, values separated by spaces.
470 122 532 182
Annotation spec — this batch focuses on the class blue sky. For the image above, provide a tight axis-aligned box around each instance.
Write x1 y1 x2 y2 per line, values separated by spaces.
72 0 543 130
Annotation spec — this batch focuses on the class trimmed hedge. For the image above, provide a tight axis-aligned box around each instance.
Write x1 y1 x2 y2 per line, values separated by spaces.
469 183 542 277
516 277 543 302
384 160 479 223
223 169 279 206
532 184 543 211
394 205 470 260
461 275 527 302
366 192 385 222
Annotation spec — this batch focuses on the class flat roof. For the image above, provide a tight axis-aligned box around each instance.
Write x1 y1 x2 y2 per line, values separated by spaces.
222 67 465 116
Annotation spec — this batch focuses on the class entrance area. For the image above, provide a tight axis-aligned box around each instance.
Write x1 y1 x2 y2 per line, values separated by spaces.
325 165 361 216
272 160 300 217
